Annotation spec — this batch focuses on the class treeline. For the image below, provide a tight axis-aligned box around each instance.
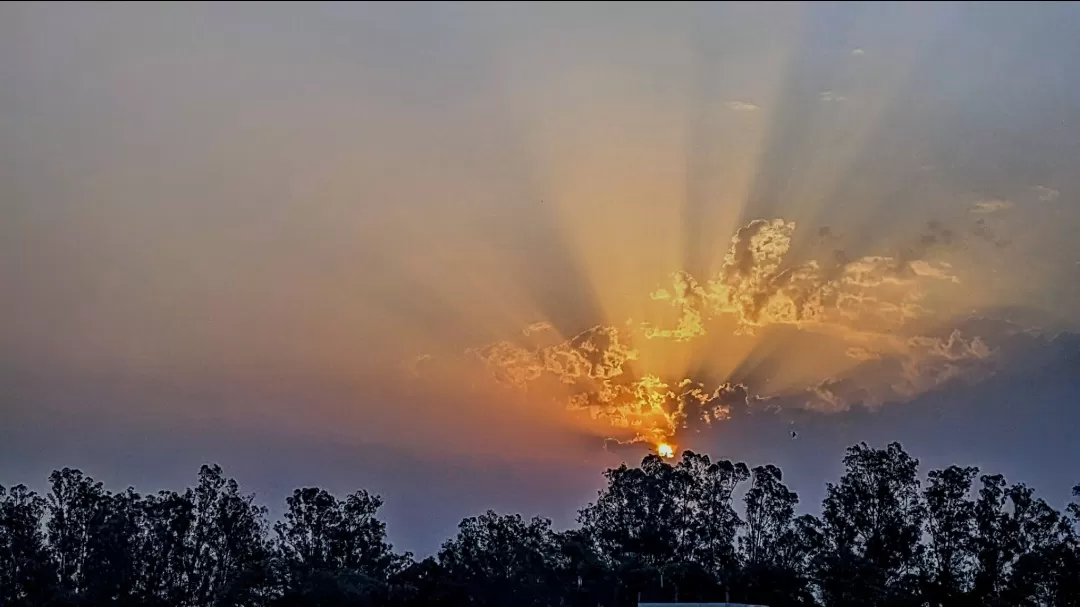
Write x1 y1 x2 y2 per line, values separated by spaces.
2 442 1079 606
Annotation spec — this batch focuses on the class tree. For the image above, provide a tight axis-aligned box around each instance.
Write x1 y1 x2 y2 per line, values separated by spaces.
81 488 146 605
578 451 750 604
1070 484 1080 524
550 528 616 607
922 465 978 605
387 556 466 607
136 489 199 605
437 510 560 607
970 473 1010 604
2 445 1079 607
742 464 798 567
45 468 111 603
179 465 272 607
817 442 925 607
0 484 53 606
739 465 814 607
998 483 1076 606
579 454 683 570
273 487 402 606
679 452 749 579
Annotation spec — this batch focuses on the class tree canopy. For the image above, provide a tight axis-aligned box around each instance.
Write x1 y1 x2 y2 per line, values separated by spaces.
2 442 1078 606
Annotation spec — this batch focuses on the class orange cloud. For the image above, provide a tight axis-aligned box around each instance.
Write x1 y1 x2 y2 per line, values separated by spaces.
449 217 992 449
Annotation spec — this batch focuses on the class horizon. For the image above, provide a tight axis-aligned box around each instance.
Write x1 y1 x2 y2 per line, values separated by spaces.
3 439 1078 606
3 438 1079 559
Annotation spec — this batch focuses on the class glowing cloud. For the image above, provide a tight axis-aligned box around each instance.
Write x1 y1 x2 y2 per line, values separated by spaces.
522 321 554 336
1034 185 1060 202
455 217 991 449
726 101 761 111
970 199 1013 214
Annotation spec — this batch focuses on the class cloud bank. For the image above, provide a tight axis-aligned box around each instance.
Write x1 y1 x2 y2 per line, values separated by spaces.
413 217 1054 451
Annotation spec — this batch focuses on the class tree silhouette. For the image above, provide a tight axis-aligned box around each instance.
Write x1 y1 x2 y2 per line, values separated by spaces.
816 442 925 607
1 442 1077 606
739 465 815 607
922 465 978 605
273 487 403 606
0 484 52 606
436 510 560 607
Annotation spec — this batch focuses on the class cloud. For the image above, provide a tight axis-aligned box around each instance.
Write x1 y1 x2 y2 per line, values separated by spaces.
726 101 760 111
470 324 645 391
895 331 995 395
468 315 759 445
908 330 992 365
646 220 838 336
566 375 753 445
548 325 637 381
469 341 545 388
797 329 996 414
807 377 871 413
707 382 752 422
644 218 965 340
970 199 1013 214
920 220 956 248
818 225 844 244
839 256 921 287
1033 185 1060 202
908 260 960 283
851 48 865 56
627 219 1005 419
566 375 680 444
820 90 847 102
846 347 882 361
642 271 708 341
449 217 1043 451
522 321 553 336
470 325 645 428
714 219 804 326
406 354 434 378
970 218 1011 248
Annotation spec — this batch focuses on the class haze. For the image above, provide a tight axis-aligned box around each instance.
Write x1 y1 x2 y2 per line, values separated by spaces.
2 2 1079 555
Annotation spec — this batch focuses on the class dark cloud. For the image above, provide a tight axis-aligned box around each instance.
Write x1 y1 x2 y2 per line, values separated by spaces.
970 218 1011 248
919 220 956 248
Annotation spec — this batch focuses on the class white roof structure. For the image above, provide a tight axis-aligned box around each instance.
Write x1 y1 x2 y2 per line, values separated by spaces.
639 600 768 604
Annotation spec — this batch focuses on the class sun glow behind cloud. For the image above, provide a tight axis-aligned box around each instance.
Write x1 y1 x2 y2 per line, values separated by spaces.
413 213 1005 452
3 3 1079 466
395 5 1079 458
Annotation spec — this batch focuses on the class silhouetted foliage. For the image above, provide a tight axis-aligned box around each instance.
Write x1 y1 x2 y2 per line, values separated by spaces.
1 442 1078 606
272 487 404 607
816 442 926 607
0 484 51 605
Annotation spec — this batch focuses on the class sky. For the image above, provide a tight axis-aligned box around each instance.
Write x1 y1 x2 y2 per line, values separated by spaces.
2 2 1079 556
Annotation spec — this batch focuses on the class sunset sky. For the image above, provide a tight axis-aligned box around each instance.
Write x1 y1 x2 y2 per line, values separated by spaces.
2 2 1079 555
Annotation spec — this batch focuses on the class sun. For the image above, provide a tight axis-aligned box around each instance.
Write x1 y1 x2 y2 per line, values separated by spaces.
657 442 675 458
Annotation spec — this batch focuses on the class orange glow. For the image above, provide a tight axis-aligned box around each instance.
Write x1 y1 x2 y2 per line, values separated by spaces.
657 443 675 459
